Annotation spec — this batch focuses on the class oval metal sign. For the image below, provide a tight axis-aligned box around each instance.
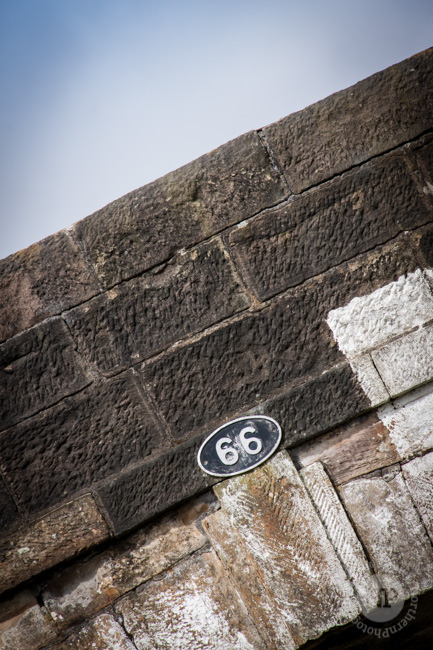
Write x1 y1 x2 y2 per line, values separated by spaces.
197 416 282 478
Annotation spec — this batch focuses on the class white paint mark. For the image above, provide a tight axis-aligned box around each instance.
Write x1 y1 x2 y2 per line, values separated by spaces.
349 355 389 406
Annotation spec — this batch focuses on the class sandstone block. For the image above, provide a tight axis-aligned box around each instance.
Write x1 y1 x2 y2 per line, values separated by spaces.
66 239 249 375
263 48 433 193
0 590 57 650
0 495 109 596
0 318 90 431
349 355 390 407
0 231 99 343
0 372 162 516
0 476 19 531
339 467 433 603
116 551 265 650
75 131 284 288
402 451 433 543
51 613 135 650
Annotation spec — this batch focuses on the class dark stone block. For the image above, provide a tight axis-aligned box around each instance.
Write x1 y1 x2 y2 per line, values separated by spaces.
0 231 99 343
0 318 90 431
75 131 285 288
143 238 417 441
264 48 433 193
65 239 249 375
0 475 20 531
0 372 163 516
97 436 216 535
229 154 428 300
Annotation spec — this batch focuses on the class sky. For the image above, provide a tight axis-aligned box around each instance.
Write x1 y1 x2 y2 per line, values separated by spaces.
1 0 432 260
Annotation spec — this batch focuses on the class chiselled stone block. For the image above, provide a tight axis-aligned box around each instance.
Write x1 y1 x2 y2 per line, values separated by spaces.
0 475 19 531
0 495 109 596
229 154 427 301
402 451 433 543
0 372 162 516
339 466 433 603
0 231 99 344
349 355 390 407
42 502 207 628
0 590 57 650
51 613 135 650
75 131 284 288
209 451 359 648
263 48 433 193
372 324 433 397
300 462 380 612
0 318 90 431
66 239 249 375
116 551 265 650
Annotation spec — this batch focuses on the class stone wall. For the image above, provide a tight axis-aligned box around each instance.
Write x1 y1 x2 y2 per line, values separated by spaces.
1 48 433 649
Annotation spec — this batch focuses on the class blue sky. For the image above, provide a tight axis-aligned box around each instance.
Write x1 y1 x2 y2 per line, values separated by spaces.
1 0 432 259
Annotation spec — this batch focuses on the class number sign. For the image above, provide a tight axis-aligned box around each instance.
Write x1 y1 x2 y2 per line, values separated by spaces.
197 416 282 477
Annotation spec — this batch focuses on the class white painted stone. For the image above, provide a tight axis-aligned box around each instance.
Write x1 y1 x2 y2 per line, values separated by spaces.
378 383 433 459
339 469 433 603
326 270 433 358
300 462 380 612
402 451 433 543
371 325 433 397
349 355 389 406
52 613 136 650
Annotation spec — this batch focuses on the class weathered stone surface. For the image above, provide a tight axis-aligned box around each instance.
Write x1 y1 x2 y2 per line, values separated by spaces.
97 436 216 535
349 355 390 407
0 475 20 531
0 495 109 596
42 502 208 628
263 48 433 193
51 613 135 650
372 324 433 397
0 231 99 344
229 154 427 300
66 239 249 375
0 318 90 431
75 131 284 288
378 383 433 459
0 590 57 650
292 412 401 485
339 466 433 603
327 269 433 359
210 452 359 647
144 239 416 440
300 462 380 612
116 551 265 650
0 372 162 516
402 451 433 543
411 222 433 270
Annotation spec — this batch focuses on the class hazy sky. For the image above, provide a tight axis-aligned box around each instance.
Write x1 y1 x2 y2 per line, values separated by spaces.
1 0 432 259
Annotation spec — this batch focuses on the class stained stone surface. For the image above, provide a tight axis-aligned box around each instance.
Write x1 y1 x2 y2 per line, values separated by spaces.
75 131 285 288
402 451 433 543
0 475 19 531
0 317 90 431
51 613 136 650
66 239 249 375
0 590 57 650
116 551 265 650
0 495 109 596
0 231 99 343
0 372 162 516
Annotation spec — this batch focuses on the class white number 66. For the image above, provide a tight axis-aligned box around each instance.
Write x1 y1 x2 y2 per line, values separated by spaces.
216 426 263 466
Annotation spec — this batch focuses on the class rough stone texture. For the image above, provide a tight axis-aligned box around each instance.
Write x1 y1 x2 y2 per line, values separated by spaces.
300 462 380 612
349 355 390 407
263 48 433 193
97 436 216 535
378 383 433 459
0 318 90 431
339 466 433 603
66 239 249 375
0 475 20 531
372 324 433 397
0 590 57 650
0 231 99 344
229 154 428 301
0 495 109 596
75 131 285 288
292 413 401 486
116 551 265 650
0 372 162 516
327 269 433 358
210 452 359 648
402 451 433 543
42 503 208 628
51 613 135 650
144 239 416 440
